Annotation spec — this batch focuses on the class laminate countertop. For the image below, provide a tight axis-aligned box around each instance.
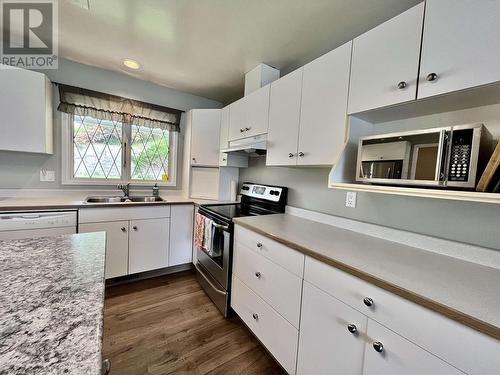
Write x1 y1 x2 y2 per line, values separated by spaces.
0 196 235 211
0 232 106 374
233 214 500 340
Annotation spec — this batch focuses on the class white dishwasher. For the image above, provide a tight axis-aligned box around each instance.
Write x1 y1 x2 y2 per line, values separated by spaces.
0 211 77 240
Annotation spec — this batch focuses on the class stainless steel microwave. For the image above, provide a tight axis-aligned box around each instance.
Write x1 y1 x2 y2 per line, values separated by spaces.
356 123 493 188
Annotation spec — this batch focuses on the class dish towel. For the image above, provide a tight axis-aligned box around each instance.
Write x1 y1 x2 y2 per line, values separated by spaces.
194 213 205 250
203 217 214 255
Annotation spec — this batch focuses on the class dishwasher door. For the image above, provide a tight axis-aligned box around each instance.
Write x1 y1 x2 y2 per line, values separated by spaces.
0 211 77 240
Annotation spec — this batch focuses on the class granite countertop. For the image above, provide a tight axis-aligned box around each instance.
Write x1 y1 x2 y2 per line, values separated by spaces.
0 232 106 374
0 196 236 211
233 214 500 340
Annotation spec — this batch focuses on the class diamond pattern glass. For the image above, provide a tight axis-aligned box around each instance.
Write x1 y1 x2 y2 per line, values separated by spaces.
130 124 170 181
73 115 123 179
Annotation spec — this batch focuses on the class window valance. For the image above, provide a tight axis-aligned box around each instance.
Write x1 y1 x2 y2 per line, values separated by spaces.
57 84 183 132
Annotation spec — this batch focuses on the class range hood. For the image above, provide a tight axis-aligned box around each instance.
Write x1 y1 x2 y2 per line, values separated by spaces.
221 134 267 154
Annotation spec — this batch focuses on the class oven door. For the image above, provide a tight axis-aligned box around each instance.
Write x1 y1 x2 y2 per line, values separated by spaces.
196 212 232 290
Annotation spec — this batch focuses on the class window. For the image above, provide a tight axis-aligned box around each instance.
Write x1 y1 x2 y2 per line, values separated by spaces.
62 113 177 185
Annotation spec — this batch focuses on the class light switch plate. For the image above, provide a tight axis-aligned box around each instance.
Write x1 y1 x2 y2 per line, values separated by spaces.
345 191 357 208
40 169 55 182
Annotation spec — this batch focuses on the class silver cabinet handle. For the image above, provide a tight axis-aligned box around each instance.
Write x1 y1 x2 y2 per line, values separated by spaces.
192 157 196 163
288 153 295 158
426 72 438 82
373 341 384 353
252 313 259 320
240 128 245 133
255 272 262 279
298 152 305 157
245 127 251 131
256 242 263 248
397 81 407 89
347 324 357 334
363 297 374 307
121 227 126 232
132 226 138 231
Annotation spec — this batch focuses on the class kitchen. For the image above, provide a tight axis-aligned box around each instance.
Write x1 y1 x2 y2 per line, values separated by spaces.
0 0 499 374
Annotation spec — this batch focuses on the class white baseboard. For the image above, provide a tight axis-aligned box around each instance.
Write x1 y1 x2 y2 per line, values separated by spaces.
286 206 500 269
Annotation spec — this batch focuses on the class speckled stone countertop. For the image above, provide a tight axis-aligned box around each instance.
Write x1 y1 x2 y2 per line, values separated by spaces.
234 214 500 340
0 232 106 374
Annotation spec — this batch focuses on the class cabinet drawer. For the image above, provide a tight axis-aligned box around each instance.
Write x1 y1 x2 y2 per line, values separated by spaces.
233 242 302 328
235 225 304 277
305 256 500 375
363 319 463 375
79 205 171 223
231 275 298 375
297 281 367 375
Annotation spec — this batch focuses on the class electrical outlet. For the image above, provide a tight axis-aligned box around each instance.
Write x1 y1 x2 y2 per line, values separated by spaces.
40 169 55 182
345 191 357 208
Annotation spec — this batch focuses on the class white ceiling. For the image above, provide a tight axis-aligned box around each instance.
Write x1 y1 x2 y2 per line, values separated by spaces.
59 0 421 104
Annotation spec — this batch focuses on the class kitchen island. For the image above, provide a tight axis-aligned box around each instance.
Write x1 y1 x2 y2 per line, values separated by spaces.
0 232 106 374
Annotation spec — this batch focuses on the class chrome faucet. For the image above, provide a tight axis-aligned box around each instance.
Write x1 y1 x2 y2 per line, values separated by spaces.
117 183 130 198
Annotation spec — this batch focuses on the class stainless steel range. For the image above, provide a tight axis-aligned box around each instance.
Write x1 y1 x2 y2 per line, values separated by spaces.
195 182 288 317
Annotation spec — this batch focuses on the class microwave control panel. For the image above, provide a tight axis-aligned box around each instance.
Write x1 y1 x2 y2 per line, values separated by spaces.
448 129 473 182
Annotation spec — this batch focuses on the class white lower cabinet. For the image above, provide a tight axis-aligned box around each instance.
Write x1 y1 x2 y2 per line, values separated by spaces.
232 225 500 375
168 205 194 266
129 218 170 274
363 319 463 375
297 281 367 375
231 276 299 375
79 220 129 279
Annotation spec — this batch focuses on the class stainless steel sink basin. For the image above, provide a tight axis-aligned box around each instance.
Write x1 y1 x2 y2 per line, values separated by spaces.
85 196 164 203
85 196 125 203
128 196 164 202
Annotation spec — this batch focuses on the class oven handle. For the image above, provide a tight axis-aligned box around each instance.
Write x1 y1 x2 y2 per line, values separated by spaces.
195 263 227 296
211 221 229 231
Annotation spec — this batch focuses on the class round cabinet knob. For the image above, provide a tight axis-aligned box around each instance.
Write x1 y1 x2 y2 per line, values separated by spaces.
288 153 295 158
121 227 126 232
240 128 245 133
373 341 384 353
256 242 263 248
426 72 438 82
397 81 407 89
245 127 251 131
133 226 138 231
298 152 305 157
192 158 196 162
347 324 358 334
252 313 259 320
363 297 374 307
255 271 262 279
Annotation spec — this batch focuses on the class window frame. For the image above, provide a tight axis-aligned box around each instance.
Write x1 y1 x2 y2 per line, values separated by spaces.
61 113 178 186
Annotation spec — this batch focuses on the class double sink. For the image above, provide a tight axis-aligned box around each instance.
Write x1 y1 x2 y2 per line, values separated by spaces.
85 196 165 204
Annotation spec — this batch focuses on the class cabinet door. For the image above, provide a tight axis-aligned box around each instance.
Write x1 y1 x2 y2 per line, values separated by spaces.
298 41 352 166
228 98 247 141
168 205 194 266
79 221 129 279
348 3 424 114
219 106 230 152
297 282 367 375
0 67 52 154
190 109 221 167
418 0 500 99
129 218 170 274
266 68 303 166
244 84 270 138
363 320 464 375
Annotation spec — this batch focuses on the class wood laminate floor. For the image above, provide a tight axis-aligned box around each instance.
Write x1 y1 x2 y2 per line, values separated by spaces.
103 270 286 375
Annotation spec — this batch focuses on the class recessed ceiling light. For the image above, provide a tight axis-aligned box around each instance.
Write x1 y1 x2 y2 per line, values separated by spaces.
122 59 141 70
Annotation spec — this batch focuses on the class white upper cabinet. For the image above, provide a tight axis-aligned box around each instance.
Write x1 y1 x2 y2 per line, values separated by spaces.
418 0 500 99
266 68 303 166
219 106 230 151
228 84 270 141
0 66 53 154
298 41 352 166
189 109 221 167
348 3 424 114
